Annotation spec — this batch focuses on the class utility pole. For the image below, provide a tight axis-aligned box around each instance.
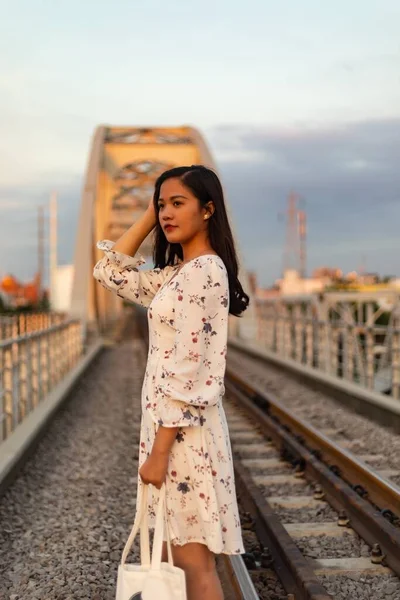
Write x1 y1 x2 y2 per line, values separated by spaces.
38 205 45 304
359 254 366 275
298 209 307 278
283 192 300 274
279 193 308 278
49 192 58 310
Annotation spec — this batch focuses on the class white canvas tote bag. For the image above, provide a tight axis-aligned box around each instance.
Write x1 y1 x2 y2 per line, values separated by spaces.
115 483 187 600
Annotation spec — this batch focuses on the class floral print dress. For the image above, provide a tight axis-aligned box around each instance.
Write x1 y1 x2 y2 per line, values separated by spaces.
93 240 244 555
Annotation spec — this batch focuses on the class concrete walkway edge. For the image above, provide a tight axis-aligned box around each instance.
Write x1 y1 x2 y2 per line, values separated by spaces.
228 337 400 432
0 338 105 495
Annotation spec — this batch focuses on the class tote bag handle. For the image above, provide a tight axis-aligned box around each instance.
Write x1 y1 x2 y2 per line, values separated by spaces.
121 483 173 567
151 484 171 570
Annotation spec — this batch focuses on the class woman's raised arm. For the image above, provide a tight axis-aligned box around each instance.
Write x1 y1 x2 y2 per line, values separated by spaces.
111 205 156 257
93 207 174 308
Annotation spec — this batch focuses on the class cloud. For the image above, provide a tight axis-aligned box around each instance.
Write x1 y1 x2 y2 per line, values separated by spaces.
1 118 399 288
212 119 400 179
210 118 400 285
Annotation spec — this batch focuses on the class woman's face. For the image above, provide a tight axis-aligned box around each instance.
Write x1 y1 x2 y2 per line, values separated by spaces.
158 178 210 244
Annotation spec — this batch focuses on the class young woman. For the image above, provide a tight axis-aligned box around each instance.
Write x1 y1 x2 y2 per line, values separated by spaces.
93 165 249 600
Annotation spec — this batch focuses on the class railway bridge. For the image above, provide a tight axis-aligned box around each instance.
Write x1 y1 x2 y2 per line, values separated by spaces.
1 126 400 599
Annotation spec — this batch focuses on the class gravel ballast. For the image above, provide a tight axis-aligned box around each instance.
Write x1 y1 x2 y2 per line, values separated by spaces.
225 351 400 598
0 337 144 600
228 349 400 472
319 573 400 600
295 531 364 559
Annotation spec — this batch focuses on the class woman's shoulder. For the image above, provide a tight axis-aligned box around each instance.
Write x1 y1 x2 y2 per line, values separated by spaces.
190 253 224 265
185 254 225 271
182 254 228 285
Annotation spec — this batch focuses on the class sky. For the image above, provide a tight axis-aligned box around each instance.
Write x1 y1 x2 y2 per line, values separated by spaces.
0 0 399 287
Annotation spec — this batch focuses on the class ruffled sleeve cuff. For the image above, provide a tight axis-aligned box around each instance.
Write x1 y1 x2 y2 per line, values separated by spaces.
96 239 146 270
145 395 206 428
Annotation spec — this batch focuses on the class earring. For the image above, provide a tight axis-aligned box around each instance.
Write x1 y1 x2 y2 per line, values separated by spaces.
204 215 209 219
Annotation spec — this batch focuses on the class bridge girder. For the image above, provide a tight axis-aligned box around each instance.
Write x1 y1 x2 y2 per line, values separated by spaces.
70 125 256 338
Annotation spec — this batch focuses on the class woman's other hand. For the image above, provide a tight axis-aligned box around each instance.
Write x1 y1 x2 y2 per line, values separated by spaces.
139 450 169 489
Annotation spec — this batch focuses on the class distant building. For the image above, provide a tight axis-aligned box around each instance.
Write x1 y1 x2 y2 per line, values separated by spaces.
345 271 358 282
276 269 325 296
312 267 342 281
357 273 379 285
51 265 74 312
247 271 258 295
256 268 329 299
256 287 281 300
249 267 396 303
344 271 379 285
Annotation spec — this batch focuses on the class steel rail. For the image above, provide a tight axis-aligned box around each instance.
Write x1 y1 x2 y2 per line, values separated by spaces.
226 358 400 515
225 370 400 577
218 554 260 600
234 460 332 600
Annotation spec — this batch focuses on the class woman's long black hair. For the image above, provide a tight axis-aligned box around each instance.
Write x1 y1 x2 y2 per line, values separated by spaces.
152 165 250 317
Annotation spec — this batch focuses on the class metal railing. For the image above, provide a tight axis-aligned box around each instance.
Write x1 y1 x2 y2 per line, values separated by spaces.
0 312 66 340
0 320 82 442
254 292 400 399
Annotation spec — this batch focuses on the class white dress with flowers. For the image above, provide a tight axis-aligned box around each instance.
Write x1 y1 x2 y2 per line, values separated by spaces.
93 240 244 554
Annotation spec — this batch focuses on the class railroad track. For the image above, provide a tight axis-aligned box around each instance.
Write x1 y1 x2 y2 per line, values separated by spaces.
224 350 400 599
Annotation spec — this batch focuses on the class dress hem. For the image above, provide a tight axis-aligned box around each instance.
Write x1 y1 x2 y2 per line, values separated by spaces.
157 530 244 555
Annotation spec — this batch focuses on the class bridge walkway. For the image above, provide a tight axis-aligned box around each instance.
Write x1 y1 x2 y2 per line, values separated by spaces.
0 319 144 600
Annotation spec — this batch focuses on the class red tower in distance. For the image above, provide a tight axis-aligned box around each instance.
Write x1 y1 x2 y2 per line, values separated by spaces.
281 193 307 278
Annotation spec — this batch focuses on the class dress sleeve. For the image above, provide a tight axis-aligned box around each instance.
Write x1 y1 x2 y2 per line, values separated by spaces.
146 257 229 428
93 239 174 308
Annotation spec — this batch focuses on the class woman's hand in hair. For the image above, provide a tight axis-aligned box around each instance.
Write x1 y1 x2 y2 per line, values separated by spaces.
145 199 157 229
